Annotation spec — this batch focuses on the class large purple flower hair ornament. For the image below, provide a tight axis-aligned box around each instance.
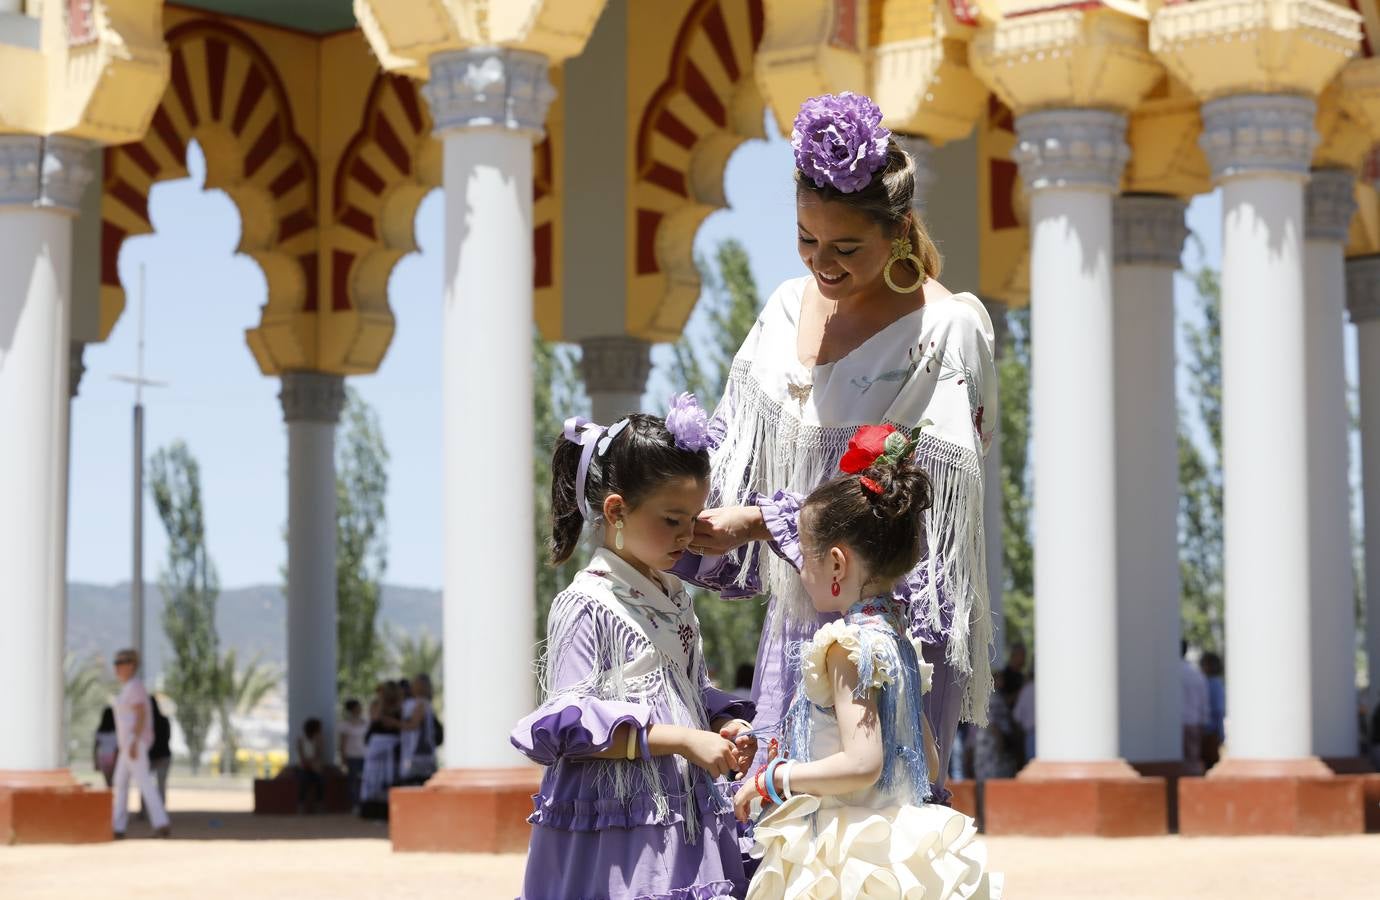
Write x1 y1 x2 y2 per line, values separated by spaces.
666 393 712 452
792 92 891 194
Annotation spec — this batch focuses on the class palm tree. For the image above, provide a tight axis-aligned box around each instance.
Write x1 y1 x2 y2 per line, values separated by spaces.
386 627 443 710
65 653 114 763
215 650 279 774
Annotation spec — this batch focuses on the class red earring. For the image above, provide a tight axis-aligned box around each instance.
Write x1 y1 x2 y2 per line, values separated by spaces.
830 577 841 597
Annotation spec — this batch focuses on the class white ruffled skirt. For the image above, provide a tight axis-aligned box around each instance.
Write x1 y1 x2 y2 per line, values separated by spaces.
746 795 1003 900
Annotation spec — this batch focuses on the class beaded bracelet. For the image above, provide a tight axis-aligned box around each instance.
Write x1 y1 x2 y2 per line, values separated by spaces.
764 757 787 806
754 771 771 804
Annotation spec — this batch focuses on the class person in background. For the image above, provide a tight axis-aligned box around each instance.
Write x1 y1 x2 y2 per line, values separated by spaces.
1013 664 1036 767
295 718 326 813
93 707 118 787
1200 652 1225 769
111 648 171 838
338 699 368 810
1181 641 1210 774
731 663 755 701
1001 642 1027 699
399 674 438 783
1368 689 1380 770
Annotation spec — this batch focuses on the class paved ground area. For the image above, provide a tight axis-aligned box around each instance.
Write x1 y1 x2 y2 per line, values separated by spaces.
2 788 1376 899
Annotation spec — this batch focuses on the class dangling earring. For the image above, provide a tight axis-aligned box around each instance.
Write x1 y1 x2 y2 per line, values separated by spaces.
883 235 925 294
830 576 841 597
614 520 625 551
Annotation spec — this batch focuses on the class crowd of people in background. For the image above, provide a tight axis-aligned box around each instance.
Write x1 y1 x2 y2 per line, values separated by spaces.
347 673 441 819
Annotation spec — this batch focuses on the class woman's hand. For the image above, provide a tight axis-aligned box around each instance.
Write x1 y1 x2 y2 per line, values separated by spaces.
689 506 767 556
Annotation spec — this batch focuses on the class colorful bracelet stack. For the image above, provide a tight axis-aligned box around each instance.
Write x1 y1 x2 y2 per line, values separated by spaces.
764 757 787 805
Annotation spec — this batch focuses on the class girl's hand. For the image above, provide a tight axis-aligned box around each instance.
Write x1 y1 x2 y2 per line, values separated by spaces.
678 729 739 779
689 506 766 556
718 720 758 776
734 777 762 823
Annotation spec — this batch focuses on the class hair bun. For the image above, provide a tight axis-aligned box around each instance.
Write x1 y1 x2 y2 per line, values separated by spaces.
863 461 932 522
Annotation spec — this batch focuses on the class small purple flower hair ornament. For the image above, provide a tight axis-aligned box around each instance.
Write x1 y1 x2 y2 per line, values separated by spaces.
666 393 712 452
792 92 891 194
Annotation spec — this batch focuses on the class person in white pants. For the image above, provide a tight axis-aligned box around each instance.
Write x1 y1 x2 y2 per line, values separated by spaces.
111 649 171 838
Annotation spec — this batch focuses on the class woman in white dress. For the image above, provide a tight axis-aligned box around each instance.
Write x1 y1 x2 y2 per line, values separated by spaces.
673 92 998 795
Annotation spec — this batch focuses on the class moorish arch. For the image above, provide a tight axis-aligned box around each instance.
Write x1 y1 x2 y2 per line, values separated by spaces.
101 17 319 369
628 0 767 341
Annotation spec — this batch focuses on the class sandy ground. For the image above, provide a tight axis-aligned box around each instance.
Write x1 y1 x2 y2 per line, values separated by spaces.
1 787 1377 899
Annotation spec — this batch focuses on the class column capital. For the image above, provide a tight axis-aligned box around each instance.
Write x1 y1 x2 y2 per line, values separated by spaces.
893 134 935 211
0 135 96 214
1346 255 1380 324
279 371 346 424
421 47 556 139
1199 93 1317 182
1012 109 1129 193
580 336 652 396
1305 168 1357 243
1113 194 1188 267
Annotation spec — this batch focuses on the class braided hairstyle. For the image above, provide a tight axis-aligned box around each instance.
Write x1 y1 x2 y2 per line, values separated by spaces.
800 459 933 583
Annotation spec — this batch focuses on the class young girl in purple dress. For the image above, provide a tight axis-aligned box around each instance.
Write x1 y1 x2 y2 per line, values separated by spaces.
733 425 1001 899
511 396 758 900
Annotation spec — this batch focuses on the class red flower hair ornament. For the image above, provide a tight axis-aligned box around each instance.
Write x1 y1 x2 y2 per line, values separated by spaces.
838 421 930 490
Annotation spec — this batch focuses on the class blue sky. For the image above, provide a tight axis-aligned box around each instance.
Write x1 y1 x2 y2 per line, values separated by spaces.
69 118 1272 592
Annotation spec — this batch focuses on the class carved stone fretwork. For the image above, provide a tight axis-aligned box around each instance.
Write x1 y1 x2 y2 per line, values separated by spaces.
894 134 936 210
1199 93 1317 181
970 9 1163 117
871 32 989 143
1150 0 1361 102
1339 58 1380 143
1313 83 1371 171
422 47 557 138
1346 255 1380 324
579 337 653 397
1113 194 1189 267
1306 168 1358 243
1012 109 1129 192
0 134 95 214
278 372 346 425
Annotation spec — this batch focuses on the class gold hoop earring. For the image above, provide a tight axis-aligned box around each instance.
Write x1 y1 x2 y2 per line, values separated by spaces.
614 520 625 551
883 236 925 294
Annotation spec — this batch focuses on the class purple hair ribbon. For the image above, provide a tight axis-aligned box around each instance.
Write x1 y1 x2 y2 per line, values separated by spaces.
562 416 603 522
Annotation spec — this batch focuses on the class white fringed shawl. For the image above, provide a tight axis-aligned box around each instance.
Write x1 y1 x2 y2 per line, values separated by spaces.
709 277 999 725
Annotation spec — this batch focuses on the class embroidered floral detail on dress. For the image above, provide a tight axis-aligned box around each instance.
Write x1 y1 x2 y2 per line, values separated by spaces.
677 623 695 657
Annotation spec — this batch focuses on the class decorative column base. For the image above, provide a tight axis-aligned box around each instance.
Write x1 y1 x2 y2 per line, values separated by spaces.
1175 756 1363 835
0 771 111 844
982 761 1167 836
389 767 541 853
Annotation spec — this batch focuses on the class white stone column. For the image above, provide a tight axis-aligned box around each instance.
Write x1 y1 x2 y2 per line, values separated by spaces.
0 135 94 772
1303 168 1359 760
279 371 345 761
1112 194 1188 764
422 47 555 768
1347 255 1380 725
580 336 651 424
1202 94 1325 769
1015 109 1130 768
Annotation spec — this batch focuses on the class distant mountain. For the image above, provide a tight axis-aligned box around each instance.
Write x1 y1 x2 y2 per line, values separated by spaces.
66 582 442 685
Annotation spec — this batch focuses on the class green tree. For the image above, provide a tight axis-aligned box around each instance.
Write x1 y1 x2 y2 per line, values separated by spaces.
388 628 443 703
336 388 390 702
665 239 767 683
214 650 279 774
997 309 1035 653
534 332 588 640
64 652 114 763
150 440 220 774
1178 245 1225 652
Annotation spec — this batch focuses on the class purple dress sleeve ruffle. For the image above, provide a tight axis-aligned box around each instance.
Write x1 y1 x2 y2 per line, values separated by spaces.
702 686 755 726
512 698 651 766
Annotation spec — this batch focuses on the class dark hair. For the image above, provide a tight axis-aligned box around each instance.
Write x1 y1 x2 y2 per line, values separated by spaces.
304 717 322 737
800 459 933 584
550 413 711 564
97 706 116 733
796 139 941 281
344 699 361 714
733 663 755 691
